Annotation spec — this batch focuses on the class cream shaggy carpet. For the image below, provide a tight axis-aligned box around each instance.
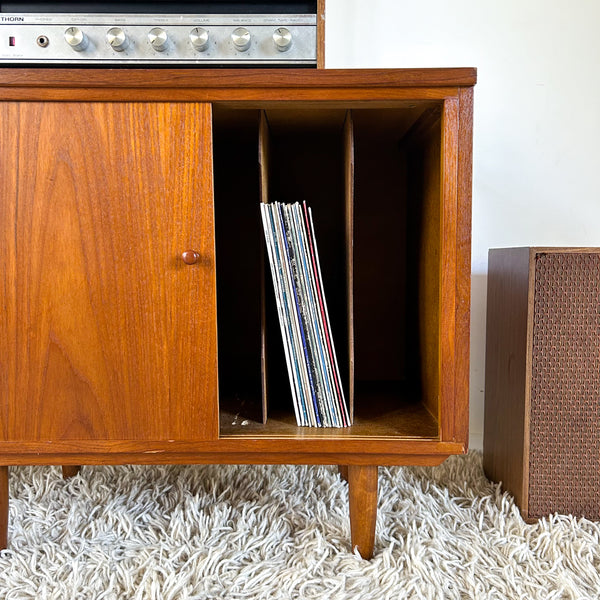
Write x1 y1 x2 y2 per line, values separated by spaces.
1 452 599 599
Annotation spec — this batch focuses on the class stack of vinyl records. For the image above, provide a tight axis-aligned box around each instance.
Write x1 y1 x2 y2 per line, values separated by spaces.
260 201 351 428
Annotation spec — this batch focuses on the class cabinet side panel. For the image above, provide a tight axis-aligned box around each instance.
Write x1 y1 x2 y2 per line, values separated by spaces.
439 97 459 441
413 126 441 425
483 247 531 509
0 103 18 441
317 0 325 69
10 102 217 442
453 87 474 445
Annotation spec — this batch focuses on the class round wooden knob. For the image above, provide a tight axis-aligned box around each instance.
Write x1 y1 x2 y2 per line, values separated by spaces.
181 250 200 265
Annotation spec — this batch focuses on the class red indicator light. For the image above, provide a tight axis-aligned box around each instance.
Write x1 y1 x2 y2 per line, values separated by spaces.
9 37 16 47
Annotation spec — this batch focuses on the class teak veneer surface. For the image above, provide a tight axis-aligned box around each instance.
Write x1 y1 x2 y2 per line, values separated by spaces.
0 68 477 89
0 68 475 558
483 248 532 512
348 465 378 559
0 101 218 443
317 0 325 69
0 68 475 465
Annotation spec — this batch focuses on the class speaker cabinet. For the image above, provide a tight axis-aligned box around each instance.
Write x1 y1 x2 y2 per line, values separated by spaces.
483 247 600 522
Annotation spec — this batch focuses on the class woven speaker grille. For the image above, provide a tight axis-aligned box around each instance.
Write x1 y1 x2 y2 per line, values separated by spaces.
529 252 600 519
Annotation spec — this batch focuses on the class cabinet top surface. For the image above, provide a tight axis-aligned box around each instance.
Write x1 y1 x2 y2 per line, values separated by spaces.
0 67 476 89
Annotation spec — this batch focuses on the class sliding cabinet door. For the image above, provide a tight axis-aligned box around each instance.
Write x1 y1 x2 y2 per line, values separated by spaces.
0 102 217 443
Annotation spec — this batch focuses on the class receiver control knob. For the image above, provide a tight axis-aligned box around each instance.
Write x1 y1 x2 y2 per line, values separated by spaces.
107 27 129 52
190 27 209 52
64 27 89 52
231 27 251 52
148 27 168 52
273 27 292 52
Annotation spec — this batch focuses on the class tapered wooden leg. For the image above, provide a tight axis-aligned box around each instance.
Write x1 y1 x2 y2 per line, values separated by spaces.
62 466 81 479
0 466 8 550
348 464 378 559
338 465 349 482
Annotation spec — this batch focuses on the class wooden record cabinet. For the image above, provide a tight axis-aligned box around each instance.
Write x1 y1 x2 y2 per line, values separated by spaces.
0 67 475 558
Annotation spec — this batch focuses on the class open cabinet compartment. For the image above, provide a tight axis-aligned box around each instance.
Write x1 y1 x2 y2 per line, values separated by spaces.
214 101 447 439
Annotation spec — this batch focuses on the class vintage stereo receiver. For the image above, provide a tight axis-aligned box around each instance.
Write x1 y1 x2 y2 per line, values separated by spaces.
0 1 317 65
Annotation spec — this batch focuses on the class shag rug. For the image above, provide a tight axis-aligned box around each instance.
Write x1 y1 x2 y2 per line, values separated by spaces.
1 452 599 599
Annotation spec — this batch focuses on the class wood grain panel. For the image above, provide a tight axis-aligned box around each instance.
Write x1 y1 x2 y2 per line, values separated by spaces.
0 435 460 465
439 97 459 441
0 104 17 441
415 120 442 427
3 102 217 442
454 87 474 445
0 68 477 90
0 452 452 467
0 437 462 456
259 111 270 424
348 465 378 559
317 0 326 69
259 111 270 205
482 248 532 512
0 87 462 104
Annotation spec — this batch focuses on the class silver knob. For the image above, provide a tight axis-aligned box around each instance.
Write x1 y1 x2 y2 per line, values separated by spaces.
190 27 209 52
64 27 88 52
231 27 251 52
148 27 168 52
107 27 129 52
273 27 292 52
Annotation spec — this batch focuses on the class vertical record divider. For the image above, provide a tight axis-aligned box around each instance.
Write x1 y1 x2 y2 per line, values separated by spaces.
259 110 270 424
344 110 355 423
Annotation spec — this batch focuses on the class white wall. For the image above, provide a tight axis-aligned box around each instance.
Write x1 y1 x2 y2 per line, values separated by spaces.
325 0 600 449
